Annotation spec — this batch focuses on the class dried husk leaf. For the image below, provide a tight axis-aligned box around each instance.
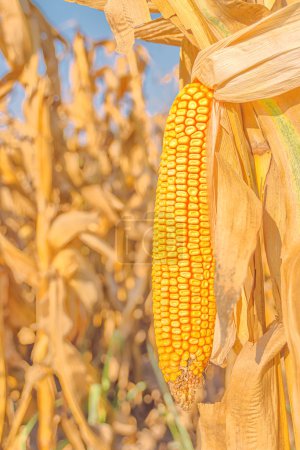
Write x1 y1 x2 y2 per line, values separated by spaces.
207 100 263 362
192 3 300 102
192 0 268 41
281 249 300 445
254 97 300 446
211 152 262 363
263 157 285 315
199 322 287 450
197 402 226 450
242 103 270 156
119 0 270 49
214 0 269 25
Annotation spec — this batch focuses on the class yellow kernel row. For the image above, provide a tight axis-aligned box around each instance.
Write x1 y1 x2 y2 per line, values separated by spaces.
152 82 216 391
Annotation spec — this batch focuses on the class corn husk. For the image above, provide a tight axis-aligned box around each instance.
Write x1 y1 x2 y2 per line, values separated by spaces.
192 3 300 102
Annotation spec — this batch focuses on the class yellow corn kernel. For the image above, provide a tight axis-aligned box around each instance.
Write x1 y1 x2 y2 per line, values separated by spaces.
152 82 216 409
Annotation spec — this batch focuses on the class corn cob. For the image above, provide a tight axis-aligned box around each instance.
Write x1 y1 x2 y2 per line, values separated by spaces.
152 82 216 408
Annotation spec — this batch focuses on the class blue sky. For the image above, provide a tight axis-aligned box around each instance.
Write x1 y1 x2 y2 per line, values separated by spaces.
31 0 180 115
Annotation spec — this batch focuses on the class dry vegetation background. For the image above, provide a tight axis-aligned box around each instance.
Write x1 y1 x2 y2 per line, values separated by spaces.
0 2 199 449
1 0 300 449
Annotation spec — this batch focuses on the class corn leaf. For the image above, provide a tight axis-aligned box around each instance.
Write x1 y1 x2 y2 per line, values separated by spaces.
48 211 99 249
192 3 300 102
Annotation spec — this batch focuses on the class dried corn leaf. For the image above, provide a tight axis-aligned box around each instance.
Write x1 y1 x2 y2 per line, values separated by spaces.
254 97 300 446
81 185 120 224
80 233 117 262
0 234 38 287
52 248 103 317
0 0 34 70
48 211 99 249
66 0 158 12
242 104 270 156
179 38 199 87
192 3 300 102
199 322 287 450
70 34 96 130
30 3 66 98
135 18 184 46
197 402 225 450
152 0 212 48
212 152 262 362
34 79 53 203
212 0 268 26
281 251 300 439
66 0 107 8
152 0 268 47
105 0 150 53
263 158 285 313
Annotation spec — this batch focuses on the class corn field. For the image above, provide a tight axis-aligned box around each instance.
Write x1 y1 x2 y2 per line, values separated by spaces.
1 0 300 449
